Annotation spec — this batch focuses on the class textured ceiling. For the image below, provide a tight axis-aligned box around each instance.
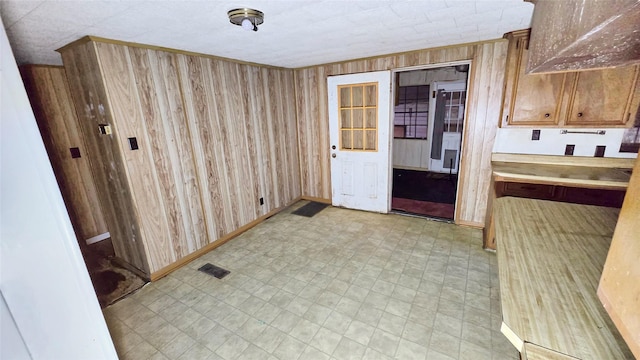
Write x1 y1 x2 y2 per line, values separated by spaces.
0 0 534 68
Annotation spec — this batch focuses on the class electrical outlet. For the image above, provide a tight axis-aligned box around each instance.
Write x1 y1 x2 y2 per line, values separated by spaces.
595 145 606 157
69 147 81 158
565 144 575 156
259 197 264 205
128 137 139 150
531 129 541 141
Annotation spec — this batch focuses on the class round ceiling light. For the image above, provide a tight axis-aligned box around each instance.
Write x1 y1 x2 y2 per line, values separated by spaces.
228 8 264 32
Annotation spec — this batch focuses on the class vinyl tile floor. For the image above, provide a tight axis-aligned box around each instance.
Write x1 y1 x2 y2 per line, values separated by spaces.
103 201 519 360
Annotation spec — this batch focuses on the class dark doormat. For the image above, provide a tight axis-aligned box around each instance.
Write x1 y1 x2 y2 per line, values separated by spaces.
292 201 329 217
198 263 230 279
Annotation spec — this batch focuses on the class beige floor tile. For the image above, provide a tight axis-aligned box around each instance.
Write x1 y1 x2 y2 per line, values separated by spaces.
309 327 342 355
215 334 249 360
177 343 214 360
344 320 375 346
159 331 196 359
272 335 306 360
396 338 428 359
104 203 517 360
289 318 320 343
122 340 158 360
369 329 400 357
333 337 367 360
378 312 406 337
429 330 460 359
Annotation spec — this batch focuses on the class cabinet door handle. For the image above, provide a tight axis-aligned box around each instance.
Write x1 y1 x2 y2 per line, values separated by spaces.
544 113 550 118
577 112 583 117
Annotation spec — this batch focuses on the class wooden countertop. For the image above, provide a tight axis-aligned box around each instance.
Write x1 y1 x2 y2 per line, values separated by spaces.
492 162 631 189
491 153 634 190
495 197 633 359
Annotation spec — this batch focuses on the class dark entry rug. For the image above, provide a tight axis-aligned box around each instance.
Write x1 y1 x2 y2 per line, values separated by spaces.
392 168 457 204
292 201 329 217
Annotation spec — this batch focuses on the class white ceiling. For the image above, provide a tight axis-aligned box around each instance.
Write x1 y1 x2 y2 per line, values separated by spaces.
0 0 534 68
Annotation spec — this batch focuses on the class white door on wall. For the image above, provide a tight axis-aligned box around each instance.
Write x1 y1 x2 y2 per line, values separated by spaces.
429 80 467 174
328 71 391 213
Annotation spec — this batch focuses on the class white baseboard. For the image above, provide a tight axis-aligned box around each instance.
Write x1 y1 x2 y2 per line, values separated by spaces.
85 232 110 245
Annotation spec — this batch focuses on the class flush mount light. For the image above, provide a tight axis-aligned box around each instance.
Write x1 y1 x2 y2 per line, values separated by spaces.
228 8 264 32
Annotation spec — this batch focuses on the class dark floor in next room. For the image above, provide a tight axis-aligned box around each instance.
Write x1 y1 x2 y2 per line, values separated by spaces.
392 169 457 220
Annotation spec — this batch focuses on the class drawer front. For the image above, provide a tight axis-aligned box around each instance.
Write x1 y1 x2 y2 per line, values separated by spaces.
501 182 556 199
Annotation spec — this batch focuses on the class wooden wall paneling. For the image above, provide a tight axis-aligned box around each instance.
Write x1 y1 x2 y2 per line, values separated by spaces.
20 66 108 243
127 47 208 258
153 50 209 252
94 43 175 271
176 54 228 240
210 59 249 230
60 43 150 274
244 65 269 213
458 42 508 224
259 67 280 209
238 64 264 219
295 40 508 226
177 53 301 245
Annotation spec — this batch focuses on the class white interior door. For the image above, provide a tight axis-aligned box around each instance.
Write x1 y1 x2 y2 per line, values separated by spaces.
328 71 391 213
429 81 466 173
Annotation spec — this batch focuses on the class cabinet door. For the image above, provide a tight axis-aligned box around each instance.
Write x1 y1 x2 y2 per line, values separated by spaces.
566 66 639 126
506 36 567 126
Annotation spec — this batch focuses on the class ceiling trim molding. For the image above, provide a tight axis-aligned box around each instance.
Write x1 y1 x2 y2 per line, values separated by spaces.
293 37 508 70
54 35 510 71
56 35 288 70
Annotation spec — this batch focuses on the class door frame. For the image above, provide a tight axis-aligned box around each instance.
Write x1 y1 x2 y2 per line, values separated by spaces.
390 60 472 220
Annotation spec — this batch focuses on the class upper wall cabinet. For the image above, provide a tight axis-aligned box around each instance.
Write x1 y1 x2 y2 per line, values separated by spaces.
501 30 640 128
526 0 640 73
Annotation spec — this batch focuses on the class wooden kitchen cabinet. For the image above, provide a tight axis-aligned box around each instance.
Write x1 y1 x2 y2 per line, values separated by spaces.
567 67 640 126
501 30 640 128
502 30 566 126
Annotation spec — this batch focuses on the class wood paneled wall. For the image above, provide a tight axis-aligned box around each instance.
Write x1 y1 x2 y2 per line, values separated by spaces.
176 54 300 241
295 41 508 226
61 42 150 273
20 65 108 244
60 39 300 275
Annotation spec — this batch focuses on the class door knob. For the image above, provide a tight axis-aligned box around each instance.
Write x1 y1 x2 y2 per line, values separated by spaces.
332 153 336 158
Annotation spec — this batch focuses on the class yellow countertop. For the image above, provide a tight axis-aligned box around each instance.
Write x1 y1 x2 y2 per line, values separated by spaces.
495 197 633 359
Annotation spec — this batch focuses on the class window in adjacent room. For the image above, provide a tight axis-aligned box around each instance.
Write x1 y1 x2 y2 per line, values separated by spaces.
394 85 429 139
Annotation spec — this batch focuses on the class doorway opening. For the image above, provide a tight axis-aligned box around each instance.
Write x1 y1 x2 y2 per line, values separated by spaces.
391 64 469 220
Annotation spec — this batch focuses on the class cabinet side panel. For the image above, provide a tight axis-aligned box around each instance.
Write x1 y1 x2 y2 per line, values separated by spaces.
598 157 640 358
60 44 150 275
20 66 108 242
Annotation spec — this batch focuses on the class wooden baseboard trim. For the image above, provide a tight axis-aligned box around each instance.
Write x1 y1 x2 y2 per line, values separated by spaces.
150 197 301 281
300 196 332 204
455 220 484 229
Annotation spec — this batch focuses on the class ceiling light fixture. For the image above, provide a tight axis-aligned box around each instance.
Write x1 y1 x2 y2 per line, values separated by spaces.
228 8 264 32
